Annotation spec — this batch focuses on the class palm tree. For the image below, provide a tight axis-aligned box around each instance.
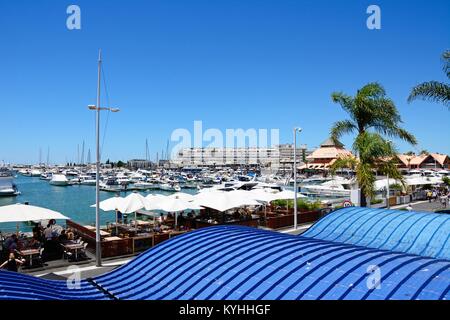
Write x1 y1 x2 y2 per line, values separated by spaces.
331 132 404 206
331 82 417 145
330 82 415 206
408 50 450 108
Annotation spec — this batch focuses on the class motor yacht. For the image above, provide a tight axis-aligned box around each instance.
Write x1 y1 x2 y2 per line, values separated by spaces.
0 168 20 196
49 174 69 186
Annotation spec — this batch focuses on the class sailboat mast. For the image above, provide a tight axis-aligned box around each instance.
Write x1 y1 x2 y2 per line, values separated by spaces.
95 49 102 267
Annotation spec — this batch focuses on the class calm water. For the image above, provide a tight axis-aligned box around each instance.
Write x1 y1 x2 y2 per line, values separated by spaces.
0 175 196 233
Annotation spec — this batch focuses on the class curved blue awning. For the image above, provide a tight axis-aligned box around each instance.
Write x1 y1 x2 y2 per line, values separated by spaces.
0 208 449 300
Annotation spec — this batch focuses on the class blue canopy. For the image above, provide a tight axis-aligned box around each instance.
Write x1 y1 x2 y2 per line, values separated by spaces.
1 207 449 300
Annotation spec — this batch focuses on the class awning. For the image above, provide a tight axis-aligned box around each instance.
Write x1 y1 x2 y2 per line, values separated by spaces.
0 204 70 223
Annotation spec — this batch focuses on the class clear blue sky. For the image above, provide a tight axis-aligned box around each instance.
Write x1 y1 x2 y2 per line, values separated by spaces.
0 0 449 164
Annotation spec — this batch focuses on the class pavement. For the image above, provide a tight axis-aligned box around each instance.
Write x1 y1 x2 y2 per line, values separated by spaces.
391 199 448 212
31 257 132 279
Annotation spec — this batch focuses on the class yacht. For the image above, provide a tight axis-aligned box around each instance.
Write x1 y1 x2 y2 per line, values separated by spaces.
99 177 123 192
0 168 20 196
79 175 97 186
30 169 42 177
159 182 181 192
49 174 69 186
40 172 53 180
301 176 354 197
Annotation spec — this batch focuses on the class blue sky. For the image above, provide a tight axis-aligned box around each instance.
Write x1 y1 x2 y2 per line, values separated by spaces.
0 0 449 164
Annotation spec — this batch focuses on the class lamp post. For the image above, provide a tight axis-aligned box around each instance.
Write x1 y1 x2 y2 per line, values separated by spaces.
386 140 392 209
293 127 302 230
88 49 120 267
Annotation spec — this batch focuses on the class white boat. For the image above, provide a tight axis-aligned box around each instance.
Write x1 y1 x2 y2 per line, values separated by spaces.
159 182 181 192
79 175 97 186
99 178 123 192
0 168 20 196
301 177 354 197
30 169 42 177
49 174 69 186
40 172 53 180
133 181 160 190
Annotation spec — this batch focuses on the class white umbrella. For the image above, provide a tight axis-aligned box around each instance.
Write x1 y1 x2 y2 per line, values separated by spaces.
192 190 261 212
167 192 195 202
144 194 168 211
148 196 203 226
0 204 70 223
91 195 124 212
118 192 147 214
270 189 306 201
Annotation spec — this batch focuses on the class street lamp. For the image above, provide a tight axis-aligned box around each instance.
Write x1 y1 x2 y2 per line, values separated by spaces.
386 140 392 209
293 127 302 230
88 49 120 267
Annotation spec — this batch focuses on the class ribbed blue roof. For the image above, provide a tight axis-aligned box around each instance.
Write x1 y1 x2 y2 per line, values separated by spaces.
303 207 450 260
0 208 449 300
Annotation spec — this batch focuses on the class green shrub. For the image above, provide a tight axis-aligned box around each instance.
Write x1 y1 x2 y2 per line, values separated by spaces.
271 198 321 211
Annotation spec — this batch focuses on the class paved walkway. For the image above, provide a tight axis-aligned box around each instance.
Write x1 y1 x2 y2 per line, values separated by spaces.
392 199 447 212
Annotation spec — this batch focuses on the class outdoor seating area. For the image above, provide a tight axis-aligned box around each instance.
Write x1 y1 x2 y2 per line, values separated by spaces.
1 220 90 269
0 189 326 267
0 203 93 270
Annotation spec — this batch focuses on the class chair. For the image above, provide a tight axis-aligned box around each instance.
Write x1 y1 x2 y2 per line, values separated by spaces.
78 243 89 260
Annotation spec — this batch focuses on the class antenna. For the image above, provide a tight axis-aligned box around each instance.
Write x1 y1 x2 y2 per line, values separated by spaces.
166 139 170 160
81 140 85 165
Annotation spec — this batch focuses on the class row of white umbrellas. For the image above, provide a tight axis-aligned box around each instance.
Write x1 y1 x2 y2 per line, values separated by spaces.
93 188 301 215
0 189 301 226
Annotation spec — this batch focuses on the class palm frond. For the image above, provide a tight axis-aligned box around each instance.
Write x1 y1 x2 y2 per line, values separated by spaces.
331 92 355 115
330 120 356 144
408 81 450 107
442 50 450 79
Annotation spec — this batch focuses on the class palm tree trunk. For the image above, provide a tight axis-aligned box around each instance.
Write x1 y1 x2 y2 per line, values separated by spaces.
360 187 367 207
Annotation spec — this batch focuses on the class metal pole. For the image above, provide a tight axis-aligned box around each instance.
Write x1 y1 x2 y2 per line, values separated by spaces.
293 128 297 230
95 49 102 267
386 173 390 209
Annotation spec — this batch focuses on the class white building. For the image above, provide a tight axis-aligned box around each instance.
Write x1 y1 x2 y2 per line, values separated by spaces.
172 144 309 170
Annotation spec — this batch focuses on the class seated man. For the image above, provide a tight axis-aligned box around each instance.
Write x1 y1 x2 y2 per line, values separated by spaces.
4 234 18 253
58 230 68 243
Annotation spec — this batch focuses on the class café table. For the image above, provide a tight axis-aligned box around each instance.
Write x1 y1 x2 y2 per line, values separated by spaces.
62 241 85 261
104 236 122 241
19 249 40 267
84 225 111 237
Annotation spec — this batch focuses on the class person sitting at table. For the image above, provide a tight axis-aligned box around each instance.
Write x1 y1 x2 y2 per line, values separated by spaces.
0 253 25 272
4 234 18 253
158 213 165 223
32 223 43 241
66 228 75 241
153 224 162 233
28 237 41 249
